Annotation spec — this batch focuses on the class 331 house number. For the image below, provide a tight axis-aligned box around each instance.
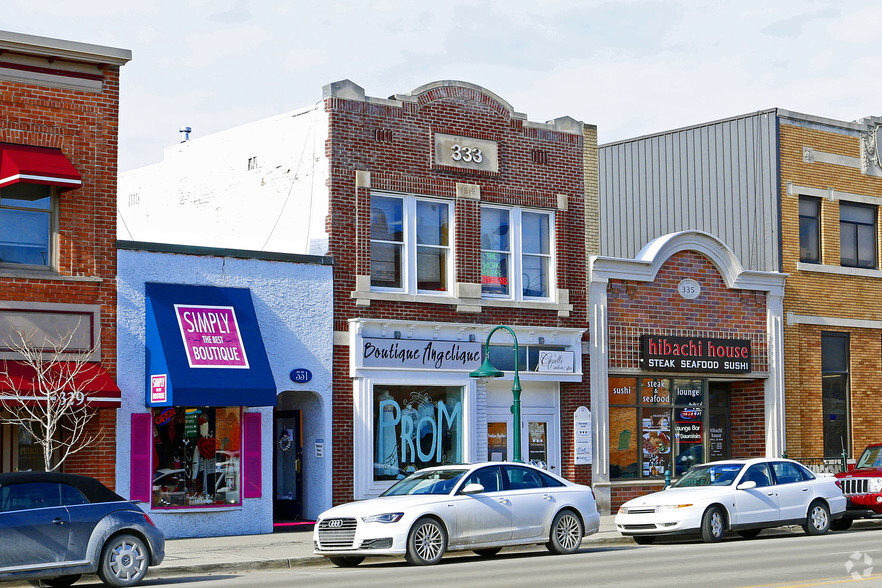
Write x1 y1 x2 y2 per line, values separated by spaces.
451 144 483 163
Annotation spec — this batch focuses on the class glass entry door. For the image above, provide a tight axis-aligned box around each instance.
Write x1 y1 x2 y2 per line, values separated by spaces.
273 410 303 521
523 415 559 474
486 410 559 473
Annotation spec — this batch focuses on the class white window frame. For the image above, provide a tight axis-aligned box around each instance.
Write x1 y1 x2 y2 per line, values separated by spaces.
481 205 555 302
352 372 475 499
0 184 58 271
370 192 454 296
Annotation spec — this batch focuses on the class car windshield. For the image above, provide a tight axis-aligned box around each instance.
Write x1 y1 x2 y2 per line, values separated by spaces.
856 446 882 468
380 468 469 497
672 463 744 487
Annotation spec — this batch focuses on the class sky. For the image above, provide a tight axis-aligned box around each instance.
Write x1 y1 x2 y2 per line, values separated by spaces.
2 0 880 172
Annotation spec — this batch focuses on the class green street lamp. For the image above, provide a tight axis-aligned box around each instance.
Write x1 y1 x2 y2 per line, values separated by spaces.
470 325 523 463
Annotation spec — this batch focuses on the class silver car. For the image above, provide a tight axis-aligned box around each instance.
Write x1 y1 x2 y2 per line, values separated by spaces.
314 462 600 566
0 472 165 586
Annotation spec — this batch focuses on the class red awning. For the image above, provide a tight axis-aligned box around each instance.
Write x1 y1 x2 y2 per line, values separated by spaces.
0 361 120 408
0 144 82 192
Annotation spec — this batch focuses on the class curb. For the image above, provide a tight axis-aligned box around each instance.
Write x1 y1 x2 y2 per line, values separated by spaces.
150 535 636 577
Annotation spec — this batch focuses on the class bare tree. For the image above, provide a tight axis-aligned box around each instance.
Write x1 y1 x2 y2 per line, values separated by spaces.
0 324 104 471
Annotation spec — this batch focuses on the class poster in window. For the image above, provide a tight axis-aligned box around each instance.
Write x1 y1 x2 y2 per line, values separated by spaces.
642 408 671 477
528 421 547 464
481 251 509 295
487 422 507 461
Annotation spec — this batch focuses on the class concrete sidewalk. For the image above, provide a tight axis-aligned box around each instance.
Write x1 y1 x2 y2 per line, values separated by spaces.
151 514 629 577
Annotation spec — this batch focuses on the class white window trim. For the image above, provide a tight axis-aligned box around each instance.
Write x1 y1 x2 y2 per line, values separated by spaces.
352 372 476 499
481 205 556 303
370 191 454 296
0 185 59 271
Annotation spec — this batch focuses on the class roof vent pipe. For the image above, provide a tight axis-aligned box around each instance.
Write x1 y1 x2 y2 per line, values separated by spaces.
179 126 192 142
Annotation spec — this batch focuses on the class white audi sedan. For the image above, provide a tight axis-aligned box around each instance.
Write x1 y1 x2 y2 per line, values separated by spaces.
314 462 600 566
615 458 846 544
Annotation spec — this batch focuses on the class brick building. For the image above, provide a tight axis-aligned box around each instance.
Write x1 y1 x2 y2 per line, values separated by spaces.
595 109 882 511
0 31 130 485
781 114 882 460
119 80 592 514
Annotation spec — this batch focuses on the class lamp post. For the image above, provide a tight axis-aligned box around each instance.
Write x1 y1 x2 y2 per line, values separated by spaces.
470 325 523 463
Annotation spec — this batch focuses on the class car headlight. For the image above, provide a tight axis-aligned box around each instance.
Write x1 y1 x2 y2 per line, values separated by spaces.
362 512 404 523
869 478 882 493
655 504 693 513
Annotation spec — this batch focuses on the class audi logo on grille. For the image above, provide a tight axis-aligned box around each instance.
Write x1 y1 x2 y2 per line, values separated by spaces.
328 519 343 528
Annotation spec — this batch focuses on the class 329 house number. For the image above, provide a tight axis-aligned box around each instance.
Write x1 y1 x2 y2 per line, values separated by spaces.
450 144 483 163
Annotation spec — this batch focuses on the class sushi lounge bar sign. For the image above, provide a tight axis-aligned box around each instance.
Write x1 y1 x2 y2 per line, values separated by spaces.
640 335 751 374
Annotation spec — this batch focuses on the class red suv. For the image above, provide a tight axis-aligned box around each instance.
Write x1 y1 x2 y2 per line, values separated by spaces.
833 443 882 530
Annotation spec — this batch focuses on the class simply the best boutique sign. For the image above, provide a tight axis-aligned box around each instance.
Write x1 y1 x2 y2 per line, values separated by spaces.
174 304 250 368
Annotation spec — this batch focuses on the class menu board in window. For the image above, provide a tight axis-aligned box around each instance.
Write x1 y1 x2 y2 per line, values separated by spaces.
709 414 729 460
641 407 671 477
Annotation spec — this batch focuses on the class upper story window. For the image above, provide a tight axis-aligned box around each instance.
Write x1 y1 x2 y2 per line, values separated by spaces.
0 183 54 267
840 202 876 269
370 194 452 294
799 197 821 263
481 206 553 300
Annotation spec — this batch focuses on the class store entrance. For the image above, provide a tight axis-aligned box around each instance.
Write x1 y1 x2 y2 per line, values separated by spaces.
273 410 303 521
486 409 560 473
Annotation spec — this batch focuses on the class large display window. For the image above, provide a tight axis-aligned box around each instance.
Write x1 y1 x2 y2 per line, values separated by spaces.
374 385 463 481
609 377 730 480
151 406 241 508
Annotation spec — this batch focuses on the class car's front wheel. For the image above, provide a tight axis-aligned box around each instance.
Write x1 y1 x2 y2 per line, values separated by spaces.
546 509 583 555
700 506 725 543
632 535 656 545
97 533 149 587
327 556 364 567
41 575 82 587
803 501 831 535
405 517 447 565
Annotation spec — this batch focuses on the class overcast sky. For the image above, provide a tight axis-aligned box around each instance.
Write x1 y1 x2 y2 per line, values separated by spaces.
3 0 880 171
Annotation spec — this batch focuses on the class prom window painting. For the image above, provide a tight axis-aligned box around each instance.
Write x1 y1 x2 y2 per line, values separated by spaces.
373 385 463 481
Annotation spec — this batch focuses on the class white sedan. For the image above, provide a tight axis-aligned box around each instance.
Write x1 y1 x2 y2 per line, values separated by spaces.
313 462 600 566
615 458 846 543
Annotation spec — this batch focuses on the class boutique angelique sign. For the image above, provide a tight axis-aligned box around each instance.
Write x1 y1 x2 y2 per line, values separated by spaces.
640 335 751 374
362 338 482 371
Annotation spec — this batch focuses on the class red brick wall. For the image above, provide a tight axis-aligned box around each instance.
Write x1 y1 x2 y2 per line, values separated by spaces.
325 85 587 504
608 251 767 336
0 64 122 488
611 483 665 512
730 380 766 458
606 249 769 498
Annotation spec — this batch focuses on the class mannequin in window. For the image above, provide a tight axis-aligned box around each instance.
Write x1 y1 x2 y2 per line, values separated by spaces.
375 391 400 478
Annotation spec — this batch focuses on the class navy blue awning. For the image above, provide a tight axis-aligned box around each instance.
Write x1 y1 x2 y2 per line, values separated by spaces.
145 283 277 407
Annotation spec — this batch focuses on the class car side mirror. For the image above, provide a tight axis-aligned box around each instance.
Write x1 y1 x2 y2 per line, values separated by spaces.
461 483 485 495
737 480 757 490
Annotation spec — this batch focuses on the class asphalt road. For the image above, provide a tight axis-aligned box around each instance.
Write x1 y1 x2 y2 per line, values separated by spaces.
73 527 882 588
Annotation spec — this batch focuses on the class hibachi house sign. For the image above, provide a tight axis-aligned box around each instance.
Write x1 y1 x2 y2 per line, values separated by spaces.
639 335 751 374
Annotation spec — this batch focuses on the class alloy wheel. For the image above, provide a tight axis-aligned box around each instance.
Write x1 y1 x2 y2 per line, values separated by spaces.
554 513 581 551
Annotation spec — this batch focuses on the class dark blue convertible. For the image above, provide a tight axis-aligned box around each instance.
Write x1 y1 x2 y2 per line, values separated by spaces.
0 472 165 586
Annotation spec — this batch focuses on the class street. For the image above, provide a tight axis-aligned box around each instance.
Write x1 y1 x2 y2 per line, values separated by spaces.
129 526 882 587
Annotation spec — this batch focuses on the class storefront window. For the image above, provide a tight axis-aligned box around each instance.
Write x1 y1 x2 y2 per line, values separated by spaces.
821 332 849 457
374 385 463 481
151 406 241 508
609 376 729 480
